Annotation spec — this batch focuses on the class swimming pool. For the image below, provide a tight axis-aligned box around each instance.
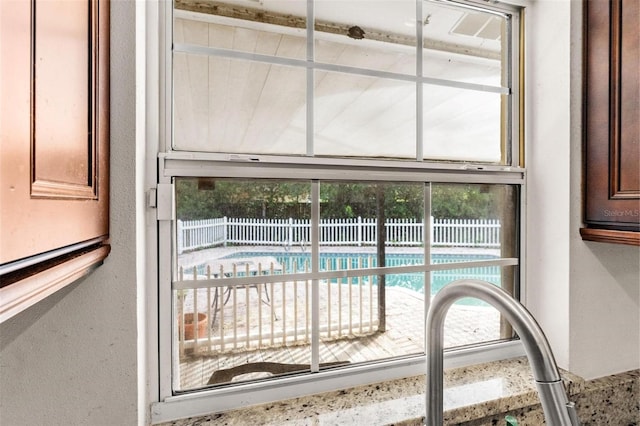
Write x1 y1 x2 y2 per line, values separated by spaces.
216 251 502 299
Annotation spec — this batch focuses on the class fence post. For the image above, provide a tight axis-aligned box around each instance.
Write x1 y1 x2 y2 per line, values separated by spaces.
357 216 362 246
288 217 293 247
223 216 228 247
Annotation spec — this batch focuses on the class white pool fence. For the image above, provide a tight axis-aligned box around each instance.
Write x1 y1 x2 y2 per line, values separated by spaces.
177 217 501 254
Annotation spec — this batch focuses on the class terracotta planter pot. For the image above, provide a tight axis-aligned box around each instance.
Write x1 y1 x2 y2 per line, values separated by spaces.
181 312 208 340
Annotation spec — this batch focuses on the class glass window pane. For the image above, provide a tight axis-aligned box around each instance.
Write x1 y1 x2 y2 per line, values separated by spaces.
430 183 519 348
175 2 307 60
423 85 504 163
423 1 506 87
174 178 312 391
172 178 521 389
174 17 209 47
318 182 426 366
315 0 416 74
315 72 416 158
431 183 517 256
434 266 506 348
173 54 307 154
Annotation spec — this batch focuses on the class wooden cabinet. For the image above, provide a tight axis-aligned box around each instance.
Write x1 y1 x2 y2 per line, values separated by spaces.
0 0 110 321
581 0 640 245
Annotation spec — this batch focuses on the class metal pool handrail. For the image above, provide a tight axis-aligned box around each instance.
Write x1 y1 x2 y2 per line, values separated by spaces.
425 279 581 425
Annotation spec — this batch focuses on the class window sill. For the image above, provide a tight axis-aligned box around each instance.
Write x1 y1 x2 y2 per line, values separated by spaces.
154 357 585 425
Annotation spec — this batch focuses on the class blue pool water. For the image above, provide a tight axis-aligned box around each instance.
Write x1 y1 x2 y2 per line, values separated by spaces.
212 251 501 304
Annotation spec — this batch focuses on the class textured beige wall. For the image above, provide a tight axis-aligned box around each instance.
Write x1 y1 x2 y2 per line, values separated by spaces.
524 0 573 368
525 0 640 380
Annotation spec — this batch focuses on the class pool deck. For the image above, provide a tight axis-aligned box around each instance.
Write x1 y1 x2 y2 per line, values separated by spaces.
178 284 501 389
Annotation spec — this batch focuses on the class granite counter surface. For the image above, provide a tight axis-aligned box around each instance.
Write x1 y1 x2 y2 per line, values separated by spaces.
158 357 589 425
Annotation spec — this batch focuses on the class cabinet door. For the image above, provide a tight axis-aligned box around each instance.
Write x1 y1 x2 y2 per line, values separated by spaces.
0 0 110 319
582 0 640 245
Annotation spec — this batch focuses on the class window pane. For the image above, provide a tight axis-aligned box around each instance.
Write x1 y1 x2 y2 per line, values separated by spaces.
174 179 312 391
431 183 519 348
435 266 510 348
174 17 209 47
318 182 426 365
175 2 307 60
423 85 504 163
172 179 521 391
315 0 416 74
315 72 416 158
173 54 307 154
423 1 506 87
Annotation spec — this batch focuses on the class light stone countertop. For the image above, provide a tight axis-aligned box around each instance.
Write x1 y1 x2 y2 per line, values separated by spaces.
158 357 585 426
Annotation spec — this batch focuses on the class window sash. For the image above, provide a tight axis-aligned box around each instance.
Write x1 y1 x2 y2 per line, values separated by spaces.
169 0 519 163
163 165 524 392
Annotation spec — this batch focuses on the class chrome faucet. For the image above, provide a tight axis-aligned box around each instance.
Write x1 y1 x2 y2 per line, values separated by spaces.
425 279 581 425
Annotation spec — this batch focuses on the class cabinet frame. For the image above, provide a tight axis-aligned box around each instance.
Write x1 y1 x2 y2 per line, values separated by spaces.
0 0 111 321
581 0 639 246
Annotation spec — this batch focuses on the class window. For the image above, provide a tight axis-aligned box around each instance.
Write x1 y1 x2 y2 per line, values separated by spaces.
155 0 523 420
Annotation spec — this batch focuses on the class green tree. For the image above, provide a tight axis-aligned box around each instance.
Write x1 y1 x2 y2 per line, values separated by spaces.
176 179 311 220
175 179 219 220
320 183 424 219
176 179 498 221
431 184 498 219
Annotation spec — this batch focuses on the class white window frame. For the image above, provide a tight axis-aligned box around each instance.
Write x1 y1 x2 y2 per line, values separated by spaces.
148 0 528 423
